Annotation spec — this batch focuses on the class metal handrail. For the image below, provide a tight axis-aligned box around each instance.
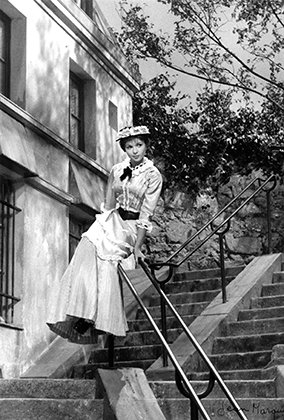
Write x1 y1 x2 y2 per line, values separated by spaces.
118 261 249 420
111 175 276 418
149 174 276 306
147 174 276 368
151 174 276 270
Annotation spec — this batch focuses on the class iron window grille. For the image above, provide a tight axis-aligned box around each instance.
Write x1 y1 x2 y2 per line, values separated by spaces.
0 180 21 324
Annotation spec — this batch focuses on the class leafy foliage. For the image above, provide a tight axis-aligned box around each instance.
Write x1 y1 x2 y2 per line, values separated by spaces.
115 0 284 195
117 0 284 108
133 78 284 194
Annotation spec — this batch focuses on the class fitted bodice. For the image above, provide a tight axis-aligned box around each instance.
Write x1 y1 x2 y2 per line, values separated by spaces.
104 157 163 230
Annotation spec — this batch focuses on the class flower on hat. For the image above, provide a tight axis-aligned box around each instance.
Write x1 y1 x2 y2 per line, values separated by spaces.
116 126 150 141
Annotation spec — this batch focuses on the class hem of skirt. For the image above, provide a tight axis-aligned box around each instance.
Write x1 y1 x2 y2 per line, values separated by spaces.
47 320 127 344
47 320 103 344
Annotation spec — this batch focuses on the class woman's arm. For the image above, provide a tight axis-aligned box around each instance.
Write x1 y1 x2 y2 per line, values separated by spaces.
137 167 163 231
134 167 163 266
134 227 147 265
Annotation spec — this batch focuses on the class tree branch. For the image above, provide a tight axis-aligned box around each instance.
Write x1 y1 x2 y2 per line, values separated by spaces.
142 53 284 112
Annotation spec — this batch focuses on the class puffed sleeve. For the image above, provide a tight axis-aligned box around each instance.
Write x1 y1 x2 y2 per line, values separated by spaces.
137 167 163 231
102 166 116 211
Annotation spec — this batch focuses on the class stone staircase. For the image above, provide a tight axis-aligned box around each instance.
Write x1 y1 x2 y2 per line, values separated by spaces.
0 379 103 420
149 267 284 419
72 266 243 379
3 260 284 419
0 265 238 420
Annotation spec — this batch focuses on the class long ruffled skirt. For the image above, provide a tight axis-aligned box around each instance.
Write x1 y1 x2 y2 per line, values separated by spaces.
47 209 137 344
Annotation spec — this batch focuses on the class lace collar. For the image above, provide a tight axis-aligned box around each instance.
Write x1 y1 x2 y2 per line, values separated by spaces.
127 157 153 176
119 157 153 181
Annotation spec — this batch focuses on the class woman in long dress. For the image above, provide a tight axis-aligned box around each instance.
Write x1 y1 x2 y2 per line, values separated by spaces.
47 126 163 344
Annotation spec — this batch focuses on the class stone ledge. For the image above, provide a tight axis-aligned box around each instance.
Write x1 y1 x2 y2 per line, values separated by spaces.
98 368 166 420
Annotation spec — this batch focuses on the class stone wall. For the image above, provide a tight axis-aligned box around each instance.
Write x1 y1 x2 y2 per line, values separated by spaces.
145 172 284 270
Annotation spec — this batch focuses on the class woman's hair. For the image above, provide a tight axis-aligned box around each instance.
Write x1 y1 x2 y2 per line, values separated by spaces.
119 135 149 151
116 126 150 151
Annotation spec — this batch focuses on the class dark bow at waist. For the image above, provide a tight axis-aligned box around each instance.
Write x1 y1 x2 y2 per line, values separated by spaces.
118 207 140 220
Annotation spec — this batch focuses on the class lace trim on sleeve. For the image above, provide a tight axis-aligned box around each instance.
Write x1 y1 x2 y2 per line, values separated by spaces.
136 219 153 232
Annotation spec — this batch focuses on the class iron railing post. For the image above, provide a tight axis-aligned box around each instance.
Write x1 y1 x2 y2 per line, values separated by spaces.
160 282 168 367
267 190 272 254
191 400 199 420
108 334 114 368
218 233 227 303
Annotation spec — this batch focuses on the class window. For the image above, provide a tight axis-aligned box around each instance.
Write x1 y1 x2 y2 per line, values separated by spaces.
0 179 21 324
69 61 97 159
70 72 84 151
0 11 10 97
0 2 26 108
109 101 118 132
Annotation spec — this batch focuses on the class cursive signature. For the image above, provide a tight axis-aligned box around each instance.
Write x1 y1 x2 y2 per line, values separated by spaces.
208 401 284 418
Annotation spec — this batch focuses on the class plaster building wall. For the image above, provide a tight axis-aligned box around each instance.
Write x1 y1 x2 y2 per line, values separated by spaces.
0 0 140 378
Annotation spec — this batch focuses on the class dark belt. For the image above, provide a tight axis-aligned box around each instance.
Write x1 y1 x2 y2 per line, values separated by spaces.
118 207 140 221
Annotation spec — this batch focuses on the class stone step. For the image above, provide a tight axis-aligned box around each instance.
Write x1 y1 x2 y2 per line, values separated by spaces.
127 314 196 332
238 306 284 321
113 328 183 347
164 277 234 295
221 317 284 336
0 379 103 420
261 283 284 297
150 379 276 399
150 289 220 307
197 350 271 372
173 266 244 282
89 344 162 364
212 332 284 354
250 295 284 309
156 398 284 420
73 359 156 379
0 399 103 420
272 271 284 283
187 369 263 381
0 379 99 399
136 300 210 320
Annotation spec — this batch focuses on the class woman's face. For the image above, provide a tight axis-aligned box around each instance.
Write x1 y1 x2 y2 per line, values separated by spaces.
124 136 147 167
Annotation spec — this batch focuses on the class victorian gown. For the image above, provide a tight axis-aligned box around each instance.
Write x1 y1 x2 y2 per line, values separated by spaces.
47 157 163 344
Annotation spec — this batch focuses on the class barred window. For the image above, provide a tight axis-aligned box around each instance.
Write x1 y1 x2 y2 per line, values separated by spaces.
0 180 21 324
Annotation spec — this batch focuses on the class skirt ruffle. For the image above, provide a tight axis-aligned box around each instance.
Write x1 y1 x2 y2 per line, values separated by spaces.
47 316 101 344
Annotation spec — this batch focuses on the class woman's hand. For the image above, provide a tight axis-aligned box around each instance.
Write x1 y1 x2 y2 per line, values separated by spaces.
134 246 144 268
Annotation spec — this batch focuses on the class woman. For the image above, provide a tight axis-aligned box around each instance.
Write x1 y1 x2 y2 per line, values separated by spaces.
47 126 163 344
